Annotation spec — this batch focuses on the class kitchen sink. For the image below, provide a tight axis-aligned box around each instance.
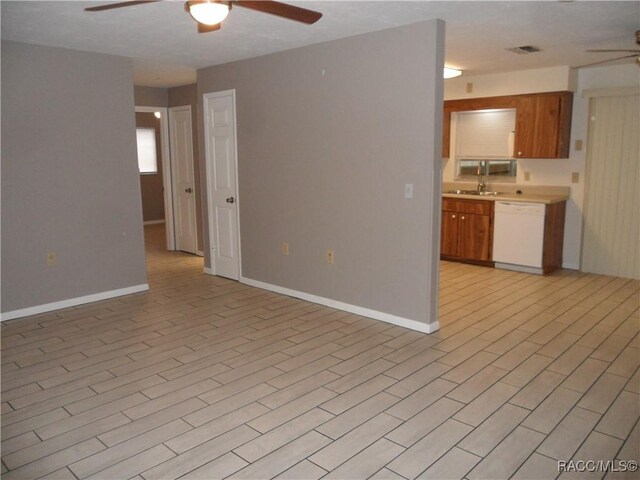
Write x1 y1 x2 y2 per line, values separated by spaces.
444 190 502 196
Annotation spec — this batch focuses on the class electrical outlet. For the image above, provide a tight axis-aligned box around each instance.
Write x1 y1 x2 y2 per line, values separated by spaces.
524 171 531 182
47 252 57 266
575 139 583 151
466 82 473 93
281 242 289 255
571 172 580 184
326 250 334 265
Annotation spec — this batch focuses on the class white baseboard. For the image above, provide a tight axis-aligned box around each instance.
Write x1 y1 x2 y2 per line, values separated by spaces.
197 251 204 257
203 267 213 275
143 219 165 225
562 262 579 271
0 284 149 322
240 276 438 334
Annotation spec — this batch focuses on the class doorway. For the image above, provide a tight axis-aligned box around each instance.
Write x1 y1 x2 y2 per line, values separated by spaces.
135 105 200 256
135 106 175 250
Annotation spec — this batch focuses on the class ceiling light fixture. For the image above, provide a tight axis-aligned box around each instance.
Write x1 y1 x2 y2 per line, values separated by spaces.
444 67 462 79
186 1 230 26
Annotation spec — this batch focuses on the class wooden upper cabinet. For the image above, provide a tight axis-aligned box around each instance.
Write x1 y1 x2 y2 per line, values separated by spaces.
514 92 573 158
443 91 573 159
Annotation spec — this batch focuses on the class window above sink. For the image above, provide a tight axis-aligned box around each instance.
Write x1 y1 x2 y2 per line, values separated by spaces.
458 159 517 180
451 108 518 181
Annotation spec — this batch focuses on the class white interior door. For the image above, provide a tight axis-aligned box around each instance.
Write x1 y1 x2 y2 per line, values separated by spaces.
203 90 240 280
169 106 197 254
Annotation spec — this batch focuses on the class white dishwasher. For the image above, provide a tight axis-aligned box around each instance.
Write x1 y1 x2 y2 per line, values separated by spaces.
493 201 546 274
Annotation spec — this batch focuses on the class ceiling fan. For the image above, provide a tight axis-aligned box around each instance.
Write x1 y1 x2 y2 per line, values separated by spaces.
581 29 640 68
85 0 323 33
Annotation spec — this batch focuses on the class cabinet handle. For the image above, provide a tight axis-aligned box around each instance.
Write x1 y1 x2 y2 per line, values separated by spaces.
517 151 522 156
452 214 456 219
461 216 465 220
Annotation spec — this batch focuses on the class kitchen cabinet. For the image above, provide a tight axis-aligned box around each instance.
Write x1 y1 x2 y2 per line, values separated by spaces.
514 92 572 158
443 91 573 159
441 198 494 264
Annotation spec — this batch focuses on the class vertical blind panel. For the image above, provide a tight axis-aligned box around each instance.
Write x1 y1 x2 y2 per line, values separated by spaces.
582 94 639 279
455 109 516 159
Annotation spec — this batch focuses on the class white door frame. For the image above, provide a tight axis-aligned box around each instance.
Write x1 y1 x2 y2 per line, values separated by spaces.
203 89 242 278
135 106 176 250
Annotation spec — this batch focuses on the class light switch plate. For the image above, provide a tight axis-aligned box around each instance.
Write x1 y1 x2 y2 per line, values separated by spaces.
571 172 579 184
524 171 531 181
404 183 414 199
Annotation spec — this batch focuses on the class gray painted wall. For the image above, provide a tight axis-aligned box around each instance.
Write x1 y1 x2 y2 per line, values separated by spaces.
197 20 444 327
134 86 168 107
1 41 147 313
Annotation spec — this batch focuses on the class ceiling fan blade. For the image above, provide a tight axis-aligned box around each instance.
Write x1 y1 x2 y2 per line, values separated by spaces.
234 1 322 24
198 22 221 33
586 49 640 53
85 1 160 12
577 54 638 68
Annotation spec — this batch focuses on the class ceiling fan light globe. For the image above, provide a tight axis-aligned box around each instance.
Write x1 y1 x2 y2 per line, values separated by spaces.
188 1 230 26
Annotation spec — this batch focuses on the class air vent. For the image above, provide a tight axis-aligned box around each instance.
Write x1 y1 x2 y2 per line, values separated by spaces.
506 45 542 55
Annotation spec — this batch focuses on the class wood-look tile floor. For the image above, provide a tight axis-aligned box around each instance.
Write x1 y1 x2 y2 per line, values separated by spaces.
2 224 639 479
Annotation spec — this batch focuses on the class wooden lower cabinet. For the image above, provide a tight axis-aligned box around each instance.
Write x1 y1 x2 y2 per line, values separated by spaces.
441 198 494 265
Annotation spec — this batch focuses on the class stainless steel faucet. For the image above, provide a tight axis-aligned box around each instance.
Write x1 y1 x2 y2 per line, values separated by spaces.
477 161 486 193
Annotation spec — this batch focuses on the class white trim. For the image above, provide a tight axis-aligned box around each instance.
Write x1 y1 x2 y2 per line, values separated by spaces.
240 276 438 334
0 284 149 322
143 219 165 225
562 262 579 271
197 250 204 257
136 106 175 251
203 267 213 275
203 89 242 280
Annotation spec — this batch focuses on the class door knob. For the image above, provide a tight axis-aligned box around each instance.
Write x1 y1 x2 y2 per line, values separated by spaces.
226 196 235 204
185 188 193 193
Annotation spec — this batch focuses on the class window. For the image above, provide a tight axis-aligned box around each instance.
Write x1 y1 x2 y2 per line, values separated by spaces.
453 108 517 180
458 159 517 178
136 128 158 174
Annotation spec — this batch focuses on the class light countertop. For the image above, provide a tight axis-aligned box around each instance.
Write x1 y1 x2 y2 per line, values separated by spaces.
442 182 570 205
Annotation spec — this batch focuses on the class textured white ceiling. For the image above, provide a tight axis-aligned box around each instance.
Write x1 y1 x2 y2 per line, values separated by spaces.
2 1 639 87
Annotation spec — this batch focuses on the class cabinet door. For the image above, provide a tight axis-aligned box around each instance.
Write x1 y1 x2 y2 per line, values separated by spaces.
458 213 492 261
515 94 562 158
441 212 459 257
